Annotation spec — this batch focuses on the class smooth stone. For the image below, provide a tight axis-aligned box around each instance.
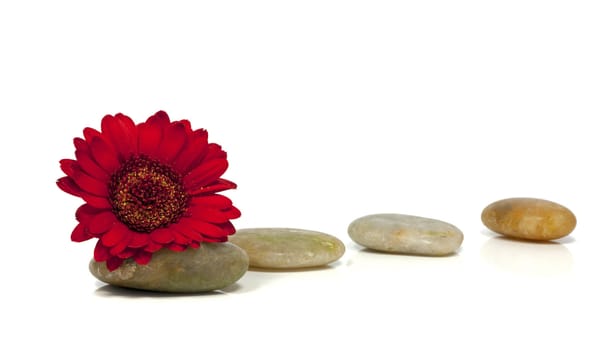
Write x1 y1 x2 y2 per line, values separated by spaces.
348 214 464 255
229 228 345 269
89 243 249 293
481 197 576 241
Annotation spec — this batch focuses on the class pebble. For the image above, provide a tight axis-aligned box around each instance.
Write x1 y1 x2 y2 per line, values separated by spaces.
481 197 576 241
348 214 464 256
89 243 249 293
229 228 345 269
348 213 464 255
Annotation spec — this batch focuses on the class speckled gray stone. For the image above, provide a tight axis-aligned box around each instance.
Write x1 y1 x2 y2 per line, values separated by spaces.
348 214 464 256
229 228 345 269
89 243 249 293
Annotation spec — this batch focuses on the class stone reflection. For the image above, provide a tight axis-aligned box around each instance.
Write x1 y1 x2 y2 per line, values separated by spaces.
481 236 573 276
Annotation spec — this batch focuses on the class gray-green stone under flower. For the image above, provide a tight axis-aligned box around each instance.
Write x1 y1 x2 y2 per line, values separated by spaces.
230 228 345 269
90 243 248 293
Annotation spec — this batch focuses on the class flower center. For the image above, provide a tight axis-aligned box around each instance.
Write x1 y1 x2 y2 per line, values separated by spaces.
108 155 188 233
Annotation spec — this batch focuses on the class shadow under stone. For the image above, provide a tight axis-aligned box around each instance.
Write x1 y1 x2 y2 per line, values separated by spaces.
356 246 460 258
93 283 227 298
247 264 339 273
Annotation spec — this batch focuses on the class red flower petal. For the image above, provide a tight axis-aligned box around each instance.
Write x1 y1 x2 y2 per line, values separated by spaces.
157 122 186 163
101 224 129 247
190 194 232 208
59 159 77 177
76 204 102 223
106 256 124 271
189 241 200 249
172 231 190 245
201 236 227 243
61 178 111 210
204 143 227 160
224 206 241 219
88 211 116 235
186 219 226 238
109 236 130 256
179 119 192 132
189 206 228 223
168 244 186 252
117 248 135 259
72 170 108 197
189 178 237 195
83 127 101 142
134 251 152 265
101 114 137 161
218 221 236 235
188 204 240 223
144 241 163 253
71 223 91 242
184 158 228 189
57 177 83 197
137 122 161 156
150 110 170 122
80 193 112 209
73 137 86 149
94 241 110 261
90 137 121 173
116 113 138 153
188 144 228 183
173 219 203 241
128 233 150 248
172 129 209 173
137 111 170 156
75 150 109 181
150 228 174 244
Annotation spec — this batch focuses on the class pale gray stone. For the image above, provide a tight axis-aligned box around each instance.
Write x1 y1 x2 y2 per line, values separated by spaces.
348 214 463 255
230 228 345 269
90 243 249 293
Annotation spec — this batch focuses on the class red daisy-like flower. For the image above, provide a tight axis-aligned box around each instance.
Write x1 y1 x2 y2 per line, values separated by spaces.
57 111 240 271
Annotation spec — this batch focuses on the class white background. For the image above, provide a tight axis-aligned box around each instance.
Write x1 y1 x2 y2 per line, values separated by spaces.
1 1 606 349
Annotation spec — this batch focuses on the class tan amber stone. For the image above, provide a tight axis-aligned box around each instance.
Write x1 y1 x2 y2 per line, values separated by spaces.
481 198 576 241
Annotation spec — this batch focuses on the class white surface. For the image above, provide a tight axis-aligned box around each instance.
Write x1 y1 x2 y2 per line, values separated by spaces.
1 1 606 349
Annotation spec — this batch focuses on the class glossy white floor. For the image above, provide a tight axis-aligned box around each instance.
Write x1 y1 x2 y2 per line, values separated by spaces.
2 1 606 349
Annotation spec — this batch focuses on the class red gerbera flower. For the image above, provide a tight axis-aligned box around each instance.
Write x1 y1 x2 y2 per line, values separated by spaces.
57 111 241 271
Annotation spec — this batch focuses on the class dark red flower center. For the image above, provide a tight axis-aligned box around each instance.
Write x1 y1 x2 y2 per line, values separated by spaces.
108 155 188 233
